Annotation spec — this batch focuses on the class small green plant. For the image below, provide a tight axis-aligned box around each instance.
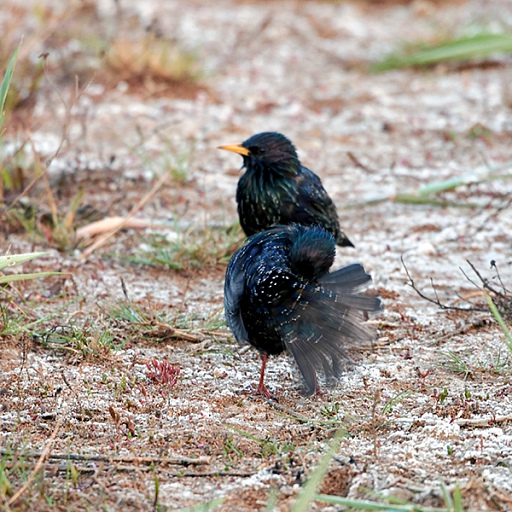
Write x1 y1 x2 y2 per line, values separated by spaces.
37 322 122 358
223 438 244 464
381 390 412 415
153 471 160 512
0 458 13 500
228 426 295 458
128 224 243 271
373 31 512 71
441 351 472 379
476 349 510 375
320 402 340 418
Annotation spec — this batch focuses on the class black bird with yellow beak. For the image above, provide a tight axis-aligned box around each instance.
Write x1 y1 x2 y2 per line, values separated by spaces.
218 132 353 247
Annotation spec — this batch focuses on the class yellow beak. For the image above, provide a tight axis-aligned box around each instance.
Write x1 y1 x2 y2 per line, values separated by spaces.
217 144 250 156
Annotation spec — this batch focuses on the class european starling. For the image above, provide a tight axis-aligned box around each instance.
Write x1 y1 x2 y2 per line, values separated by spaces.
224 224 381 398
218 132 353 247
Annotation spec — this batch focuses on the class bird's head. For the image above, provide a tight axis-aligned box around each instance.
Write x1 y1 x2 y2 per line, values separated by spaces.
289 225 335 280
218 132 301 176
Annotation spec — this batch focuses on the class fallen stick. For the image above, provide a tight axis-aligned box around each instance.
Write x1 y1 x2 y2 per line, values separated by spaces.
76 216 162 240
455 415 512 427
81 171 170 259
0 450 210 466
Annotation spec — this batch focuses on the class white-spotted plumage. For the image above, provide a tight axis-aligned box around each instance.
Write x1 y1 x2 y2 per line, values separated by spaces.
224 224 381 396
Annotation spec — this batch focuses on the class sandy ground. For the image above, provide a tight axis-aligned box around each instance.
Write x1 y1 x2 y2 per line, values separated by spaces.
2 0 512 510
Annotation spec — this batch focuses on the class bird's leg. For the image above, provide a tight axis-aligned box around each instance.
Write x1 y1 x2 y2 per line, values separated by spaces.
313 375 323 396
256 352 274 399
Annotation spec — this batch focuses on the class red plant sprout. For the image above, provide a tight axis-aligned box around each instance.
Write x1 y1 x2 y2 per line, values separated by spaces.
146 359 180 392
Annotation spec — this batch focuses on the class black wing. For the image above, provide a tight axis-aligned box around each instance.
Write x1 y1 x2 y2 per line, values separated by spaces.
282 263 381 394
224 246 250 345
294 167 353 247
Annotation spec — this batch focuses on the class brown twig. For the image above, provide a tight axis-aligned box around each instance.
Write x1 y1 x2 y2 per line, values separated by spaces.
76 216 161 240
455 415 512 427
463 260 510 299
2 460 252 477
81 171 170 258
151 321 204 342
401 255 487 313
347 151 376 174
0 450 210 466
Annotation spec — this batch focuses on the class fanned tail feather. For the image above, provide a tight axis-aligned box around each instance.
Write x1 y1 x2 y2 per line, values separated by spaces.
282 263 381 394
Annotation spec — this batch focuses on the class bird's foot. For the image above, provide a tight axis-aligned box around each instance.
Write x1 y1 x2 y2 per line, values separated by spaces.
256 383 278 402
240 385 278 401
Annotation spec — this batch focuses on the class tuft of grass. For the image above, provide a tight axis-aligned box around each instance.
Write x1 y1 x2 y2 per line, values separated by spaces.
104 36 203 94
36 322 123 358
2 149 88 252
104 298 226 345
381 389 412 415
127 224 244 271
228 425 295 459
1 44 21 205
373 32 512 71
0 458 13 500
108 300 158 324
441 351 473 379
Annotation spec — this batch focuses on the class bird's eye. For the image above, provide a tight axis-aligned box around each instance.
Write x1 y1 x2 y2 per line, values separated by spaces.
248 146 265 155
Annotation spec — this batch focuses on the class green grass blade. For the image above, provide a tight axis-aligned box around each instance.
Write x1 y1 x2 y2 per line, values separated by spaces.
0 272 63 284
317 493 464 511
439 481 453 510
373 32 512 71
315 494 416 510
485 293 512 354
0 44 21 130
453 484 463 512
417 169 512 196
290 427 346 512
0 252 50 271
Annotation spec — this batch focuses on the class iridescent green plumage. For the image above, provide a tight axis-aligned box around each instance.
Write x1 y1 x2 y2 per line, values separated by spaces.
219 132 353 247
